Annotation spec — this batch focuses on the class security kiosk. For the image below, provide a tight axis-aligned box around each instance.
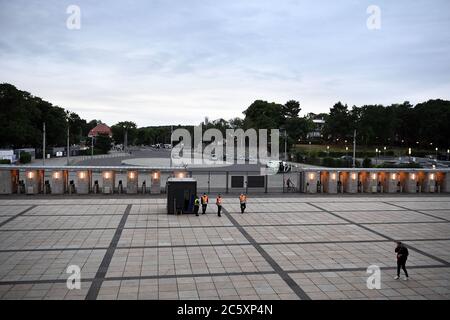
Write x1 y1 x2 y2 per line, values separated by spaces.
50 170 65 194
25 170 42 194
364 171 378 193
344 171 359 193
383 172 400 193
102 171 115 194
404 172 419 193
303 171 320 193
322 171 338 193
151 171 161 194
166 177 197 214
76 170 90 194
127 170 138 194
0 169 19 194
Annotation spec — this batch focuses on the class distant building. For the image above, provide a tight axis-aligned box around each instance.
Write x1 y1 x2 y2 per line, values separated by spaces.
88 124 112 138
307 119 325 139
0 150 16 163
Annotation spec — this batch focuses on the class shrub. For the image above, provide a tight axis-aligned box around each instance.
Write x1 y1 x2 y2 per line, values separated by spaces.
362 157 372 168
0 159 11 164
20 152 31 164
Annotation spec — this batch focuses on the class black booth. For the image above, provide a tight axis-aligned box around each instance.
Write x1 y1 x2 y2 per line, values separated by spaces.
166 178 197 214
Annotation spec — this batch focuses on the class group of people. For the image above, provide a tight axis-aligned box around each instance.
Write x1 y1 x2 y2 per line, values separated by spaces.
192 193 247 217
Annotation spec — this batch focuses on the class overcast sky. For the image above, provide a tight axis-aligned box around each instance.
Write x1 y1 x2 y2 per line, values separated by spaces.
1 0 449 127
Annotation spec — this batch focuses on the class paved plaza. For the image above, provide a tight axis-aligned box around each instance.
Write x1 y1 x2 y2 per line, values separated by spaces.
0 195 449 300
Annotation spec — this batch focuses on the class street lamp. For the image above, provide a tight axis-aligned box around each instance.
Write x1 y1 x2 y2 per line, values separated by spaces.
375 148 379 165
435 147 438 159
326 145 330 156
447 149 450 161
383 146 386 157
408 147 412 162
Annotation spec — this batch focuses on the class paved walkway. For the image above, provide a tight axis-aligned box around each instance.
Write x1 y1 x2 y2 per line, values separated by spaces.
0 196 449 300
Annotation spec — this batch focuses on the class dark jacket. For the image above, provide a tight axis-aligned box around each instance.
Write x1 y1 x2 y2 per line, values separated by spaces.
395 245 409 261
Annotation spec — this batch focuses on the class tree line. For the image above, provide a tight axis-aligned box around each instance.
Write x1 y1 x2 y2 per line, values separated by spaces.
1 83 449 153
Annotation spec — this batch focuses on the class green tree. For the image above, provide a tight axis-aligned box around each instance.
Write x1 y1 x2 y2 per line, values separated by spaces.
95 133 112 154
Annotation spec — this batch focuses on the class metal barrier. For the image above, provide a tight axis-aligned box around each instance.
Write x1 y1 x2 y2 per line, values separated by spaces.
0 165 449 195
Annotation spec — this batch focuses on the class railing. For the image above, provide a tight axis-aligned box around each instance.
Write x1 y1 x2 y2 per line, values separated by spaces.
0 165 449 195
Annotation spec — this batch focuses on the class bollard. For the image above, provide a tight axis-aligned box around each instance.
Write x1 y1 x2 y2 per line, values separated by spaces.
118 180 123 194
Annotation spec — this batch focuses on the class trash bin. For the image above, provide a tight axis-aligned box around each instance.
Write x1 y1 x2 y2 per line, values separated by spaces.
166 178 197 214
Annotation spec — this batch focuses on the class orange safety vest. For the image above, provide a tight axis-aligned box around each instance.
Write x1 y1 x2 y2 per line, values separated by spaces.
239 194 247 203
201 195 209 204
216 197 222 205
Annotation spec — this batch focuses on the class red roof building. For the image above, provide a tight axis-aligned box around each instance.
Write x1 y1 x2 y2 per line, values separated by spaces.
88 124 112 138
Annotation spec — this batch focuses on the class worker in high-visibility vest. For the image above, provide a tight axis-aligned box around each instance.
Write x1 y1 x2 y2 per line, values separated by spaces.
201 193 209 214
216 194 223 217
193 195 200 216
239 193 247 213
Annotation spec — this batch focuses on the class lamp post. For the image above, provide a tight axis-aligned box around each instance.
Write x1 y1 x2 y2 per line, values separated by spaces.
66 117 70 166
383 146 386 157
42 122 46 166
352 130 356 168
326 145 329 157
408 147 411 162
375 148 378 165
447 149 450 161
435 147 438 159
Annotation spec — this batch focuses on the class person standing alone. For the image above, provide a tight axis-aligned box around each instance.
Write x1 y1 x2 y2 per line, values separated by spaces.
239 193 247 213
201 193 209 214
395 241 409 280
216 194 223 217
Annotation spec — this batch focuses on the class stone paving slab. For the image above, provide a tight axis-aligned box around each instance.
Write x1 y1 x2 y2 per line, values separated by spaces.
0 249 105 282
407 240 450 264
311 202 402 212
228 211 346 225
26 204 128 216
118 227 249 247
364 222 450 240
0 215 122 230
0 195 449 300
125 213 234 229
417 210 450 220
0 206 32 216
331 210 443 223
106 245 272 278
289 267 450 300
261 242 441 271
225 202 321 213
98 273 296 300
242 224 385 243
0 230 114 250
0 281 92 300
388 201 450 210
